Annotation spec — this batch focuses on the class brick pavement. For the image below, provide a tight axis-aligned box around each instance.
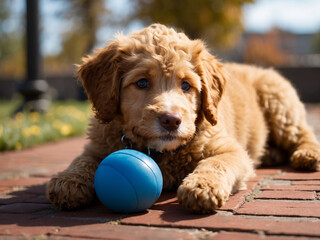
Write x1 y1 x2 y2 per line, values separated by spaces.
0 104 320 240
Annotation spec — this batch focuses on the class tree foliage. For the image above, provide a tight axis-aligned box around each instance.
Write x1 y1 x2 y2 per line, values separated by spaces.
56 0 108 63
0 0 254 78
129 0 254 49
0 0 25 78
43 0 109 75
244 29 289 66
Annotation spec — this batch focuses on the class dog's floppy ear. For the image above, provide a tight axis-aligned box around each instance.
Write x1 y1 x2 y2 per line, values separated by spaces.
78 42 121 123
193 42 226 125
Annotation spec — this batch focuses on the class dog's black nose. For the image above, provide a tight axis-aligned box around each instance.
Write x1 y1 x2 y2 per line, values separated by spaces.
159 113 182 132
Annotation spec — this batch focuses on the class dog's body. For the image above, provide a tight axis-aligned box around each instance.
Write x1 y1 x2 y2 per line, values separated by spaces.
47 24 320 213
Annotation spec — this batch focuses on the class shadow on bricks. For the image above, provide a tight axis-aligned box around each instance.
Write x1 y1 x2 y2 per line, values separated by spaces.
1 165 320 238
0 183 103 228
152 192 216 222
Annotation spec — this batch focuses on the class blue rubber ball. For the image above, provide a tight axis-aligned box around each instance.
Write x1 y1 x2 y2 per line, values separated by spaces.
94 149 163 213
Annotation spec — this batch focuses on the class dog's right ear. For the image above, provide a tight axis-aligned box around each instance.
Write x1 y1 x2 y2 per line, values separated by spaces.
78 42 121 124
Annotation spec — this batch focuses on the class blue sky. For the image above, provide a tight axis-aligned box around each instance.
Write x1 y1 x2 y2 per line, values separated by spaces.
243 0 320 33
10 0 320 56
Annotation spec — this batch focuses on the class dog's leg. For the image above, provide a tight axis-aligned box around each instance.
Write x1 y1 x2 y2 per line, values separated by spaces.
177 137 254 213
46 118 122 209
46 153 100 210
255 69 320 170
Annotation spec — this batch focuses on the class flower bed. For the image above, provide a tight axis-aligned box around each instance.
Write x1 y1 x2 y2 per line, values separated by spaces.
0 100 91 151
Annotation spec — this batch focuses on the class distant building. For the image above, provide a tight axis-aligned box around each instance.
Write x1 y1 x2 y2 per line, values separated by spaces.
216 28 320 67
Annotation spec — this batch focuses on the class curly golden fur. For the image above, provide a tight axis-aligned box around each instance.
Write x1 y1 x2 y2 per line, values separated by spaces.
47 24 320 213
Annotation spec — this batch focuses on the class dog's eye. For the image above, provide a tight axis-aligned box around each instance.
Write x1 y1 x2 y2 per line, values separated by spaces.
181 82 191 92
135 78 150 89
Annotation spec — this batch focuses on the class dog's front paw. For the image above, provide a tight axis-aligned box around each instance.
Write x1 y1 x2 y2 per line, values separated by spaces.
46 171 95 210
291 143 320 171
177 173 231 213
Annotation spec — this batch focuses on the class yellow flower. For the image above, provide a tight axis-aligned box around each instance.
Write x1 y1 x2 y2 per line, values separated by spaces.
22 127 32 137
60 124 73 136
45 112 54 120
14 112 25 127
15 112 24 121
53 120 63 129
30 125 40 136
29 112 40 122
73 111 86 121
22 125 40 137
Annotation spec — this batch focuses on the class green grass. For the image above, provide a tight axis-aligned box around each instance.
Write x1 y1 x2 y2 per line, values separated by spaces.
0 100 92 151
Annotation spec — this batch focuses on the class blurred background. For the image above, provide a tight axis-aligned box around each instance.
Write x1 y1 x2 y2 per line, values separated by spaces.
1 0 320 100
0 0 320 151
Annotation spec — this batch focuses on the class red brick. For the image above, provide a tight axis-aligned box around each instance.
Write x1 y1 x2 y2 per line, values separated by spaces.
274 172 320 180
154 183 260 213
248 174 265 182
0 223 55 238
0 213 36 225
0 213 47 237
236 201 320 217
292 180 320 186
26 195 51 204
255 168 283 176
256 190 316 200
0 203 52 214
27 215 96 227
246 179 262 189
0 213 53 239
0 187 50 205
213 232 311 240
151 192 183 211
263 236 310 240
0 214 96 237
22 184 46 195
219 190 248 211
0 186 12 194
53 223 201 240
54 202 125 221
261 185 320 191
0 137 87 179
121 210 320 237
0 193 35 205
213 232 259 240
220 181 260 211
3 130 320 239
0 177 49 187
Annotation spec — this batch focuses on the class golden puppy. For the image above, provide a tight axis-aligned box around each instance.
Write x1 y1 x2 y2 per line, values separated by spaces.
47 24 320 213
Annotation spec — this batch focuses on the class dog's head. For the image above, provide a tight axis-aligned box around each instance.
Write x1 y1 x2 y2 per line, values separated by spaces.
78 24 226 152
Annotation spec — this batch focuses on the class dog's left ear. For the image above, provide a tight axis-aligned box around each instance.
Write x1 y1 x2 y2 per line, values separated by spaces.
193 41 226 125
